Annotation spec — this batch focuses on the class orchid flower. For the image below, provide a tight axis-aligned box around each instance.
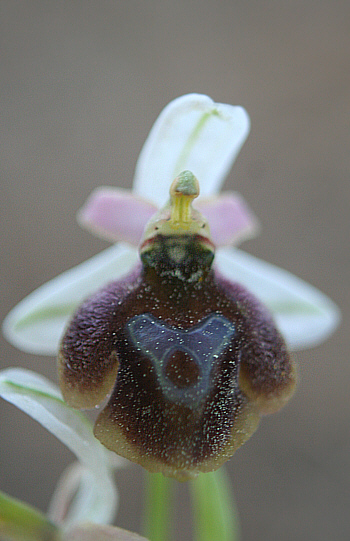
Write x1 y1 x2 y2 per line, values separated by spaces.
0 368 147 541
2 93 340 541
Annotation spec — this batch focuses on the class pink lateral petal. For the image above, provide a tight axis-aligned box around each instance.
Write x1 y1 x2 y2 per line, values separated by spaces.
77 188 158 246
195 192 260 247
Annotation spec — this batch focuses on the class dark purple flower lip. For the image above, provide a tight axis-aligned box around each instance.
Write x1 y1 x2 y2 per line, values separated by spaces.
58 249 297 480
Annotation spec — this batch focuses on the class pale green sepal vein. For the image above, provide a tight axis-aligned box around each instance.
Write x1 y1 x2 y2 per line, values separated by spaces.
172 110 216 177
0 378 93 431
14 304 77 331
0 489 60 541
190 468 240 541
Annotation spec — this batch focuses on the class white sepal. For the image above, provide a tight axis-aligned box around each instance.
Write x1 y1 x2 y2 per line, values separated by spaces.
133 93 250 206
216 248 340 350
0 368 121 526
2 244 139 355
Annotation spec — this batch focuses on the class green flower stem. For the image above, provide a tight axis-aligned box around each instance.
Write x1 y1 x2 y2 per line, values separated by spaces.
0 489 60 541
190 467 240 541
143 472 174 541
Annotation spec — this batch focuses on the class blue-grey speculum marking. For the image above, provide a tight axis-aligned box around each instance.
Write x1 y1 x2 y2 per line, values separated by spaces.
126 313 235 407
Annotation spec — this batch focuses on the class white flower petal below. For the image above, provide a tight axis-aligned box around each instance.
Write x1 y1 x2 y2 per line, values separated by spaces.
0 368 120 526
2 244 139 356
133 93 250 206
216 248 340 350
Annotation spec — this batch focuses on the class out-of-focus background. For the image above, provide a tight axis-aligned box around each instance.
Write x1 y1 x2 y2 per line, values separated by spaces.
1 2 349 540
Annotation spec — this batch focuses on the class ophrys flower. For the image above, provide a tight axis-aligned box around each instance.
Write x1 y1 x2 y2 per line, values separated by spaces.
3 94 340 482
58 171 297 480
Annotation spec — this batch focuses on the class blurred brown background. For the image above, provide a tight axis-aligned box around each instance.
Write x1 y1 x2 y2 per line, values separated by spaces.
1 2 349 540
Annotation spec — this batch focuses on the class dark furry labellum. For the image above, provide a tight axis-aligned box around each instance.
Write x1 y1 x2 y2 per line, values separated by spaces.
58 172 296 480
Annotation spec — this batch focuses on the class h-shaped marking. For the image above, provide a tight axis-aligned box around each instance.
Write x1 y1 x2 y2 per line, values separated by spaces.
126 313 235 407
